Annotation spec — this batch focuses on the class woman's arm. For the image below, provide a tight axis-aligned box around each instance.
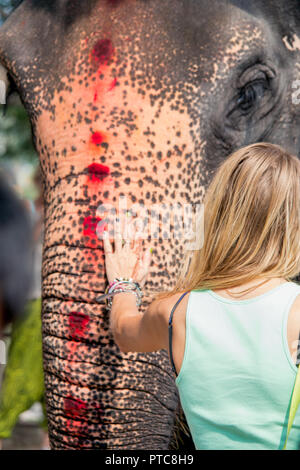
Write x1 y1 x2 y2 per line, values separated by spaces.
102 229 168 353
110 292 168 353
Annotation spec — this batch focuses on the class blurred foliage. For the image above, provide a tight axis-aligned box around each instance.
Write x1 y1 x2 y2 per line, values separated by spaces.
0 0 37 164
0 0 37 201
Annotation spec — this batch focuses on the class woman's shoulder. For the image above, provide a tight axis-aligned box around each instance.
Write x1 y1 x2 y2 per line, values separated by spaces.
154 291 191 324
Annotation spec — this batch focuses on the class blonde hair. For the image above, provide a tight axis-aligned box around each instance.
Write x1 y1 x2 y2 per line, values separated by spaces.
162 143 300 297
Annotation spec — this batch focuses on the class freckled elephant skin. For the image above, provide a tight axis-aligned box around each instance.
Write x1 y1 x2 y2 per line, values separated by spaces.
1 0 300 449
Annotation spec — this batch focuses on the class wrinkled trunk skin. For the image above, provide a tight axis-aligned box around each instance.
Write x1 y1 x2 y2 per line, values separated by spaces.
42 195 179 448
42 253 178 449
40 145 181 449
1 0 300 450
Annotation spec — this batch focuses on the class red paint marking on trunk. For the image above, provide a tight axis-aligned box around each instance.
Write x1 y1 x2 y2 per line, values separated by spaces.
93 90 98 102
65 399 102 438
108 78 118 91
83 216 102 237
64 339 87 441
88 163 110 183
92 38 114 65
91 131 104 146
69 312 90 339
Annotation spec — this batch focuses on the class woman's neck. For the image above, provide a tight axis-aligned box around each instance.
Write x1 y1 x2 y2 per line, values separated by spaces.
212 277 287 300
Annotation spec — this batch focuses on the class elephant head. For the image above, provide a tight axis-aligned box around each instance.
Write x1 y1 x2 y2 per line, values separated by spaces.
0 0 300 449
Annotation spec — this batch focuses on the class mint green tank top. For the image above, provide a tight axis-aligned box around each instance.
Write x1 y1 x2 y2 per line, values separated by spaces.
175 281 300 450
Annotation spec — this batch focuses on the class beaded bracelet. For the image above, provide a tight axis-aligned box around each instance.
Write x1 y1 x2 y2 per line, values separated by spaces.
107 278 143 310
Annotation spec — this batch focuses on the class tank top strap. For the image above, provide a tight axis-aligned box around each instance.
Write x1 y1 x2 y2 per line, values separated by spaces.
168 291 189 376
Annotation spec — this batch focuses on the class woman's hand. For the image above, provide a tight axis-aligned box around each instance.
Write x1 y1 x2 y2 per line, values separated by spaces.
103 230 151 286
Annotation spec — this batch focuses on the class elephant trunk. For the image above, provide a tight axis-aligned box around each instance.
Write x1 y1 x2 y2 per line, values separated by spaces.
41 183 178 449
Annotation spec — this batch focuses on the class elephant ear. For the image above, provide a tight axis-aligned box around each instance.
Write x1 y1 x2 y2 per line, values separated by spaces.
0 172 33 326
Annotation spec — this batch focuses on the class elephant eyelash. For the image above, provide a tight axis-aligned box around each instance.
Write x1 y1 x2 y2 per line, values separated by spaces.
223 75 275 132
236 80 269 111
233 63 275 112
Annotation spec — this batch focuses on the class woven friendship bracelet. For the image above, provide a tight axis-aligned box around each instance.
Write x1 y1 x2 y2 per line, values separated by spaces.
96 278 143 310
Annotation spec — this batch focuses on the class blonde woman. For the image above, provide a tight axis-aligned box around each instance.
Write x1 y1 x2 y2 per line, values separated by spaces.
102 143 300 450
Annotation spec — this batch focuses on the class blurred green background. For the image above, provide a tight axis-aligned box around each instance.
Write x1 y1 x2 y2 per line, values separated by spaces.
0 0 38 200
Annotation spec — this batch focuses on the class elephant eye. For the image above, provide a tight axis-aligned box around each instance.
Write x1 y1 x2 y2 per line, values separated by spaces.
224 65 276 133
237 80 268 112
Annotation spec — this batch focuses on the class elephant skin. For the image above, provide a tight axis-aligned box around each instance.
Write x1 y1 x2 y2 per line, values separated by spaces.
0 0 300 449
